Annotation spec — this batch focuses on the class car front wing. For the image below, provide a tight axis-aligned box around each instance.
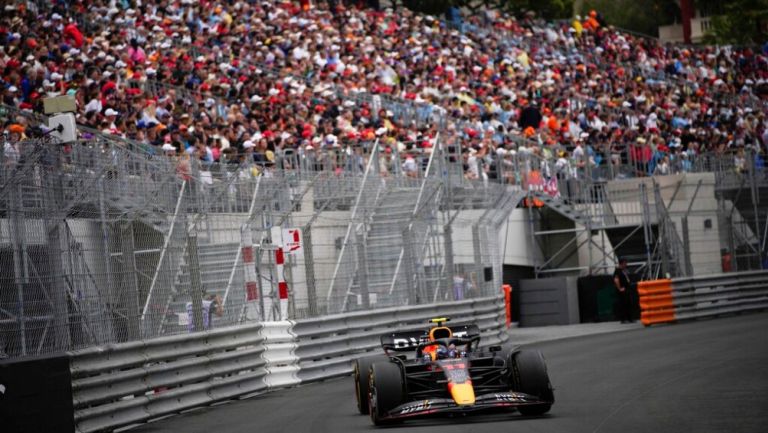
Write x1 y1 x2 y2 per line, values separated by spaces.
383 391 548 420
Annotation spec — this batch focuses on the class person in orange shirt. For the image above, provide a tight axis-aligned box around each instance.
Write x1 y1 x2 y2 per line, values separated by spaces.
583 10 600 32
546 113 559 133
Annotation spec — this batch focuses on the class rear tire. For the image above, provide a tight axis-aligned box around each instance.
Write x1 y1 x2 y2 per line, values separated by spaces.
353 355 388 414
510 350 554 416
368 361 405 425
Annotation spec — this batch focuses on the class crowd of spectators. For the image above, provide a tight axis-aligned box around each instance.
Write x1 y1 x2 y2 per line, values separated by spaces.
2 0 767 184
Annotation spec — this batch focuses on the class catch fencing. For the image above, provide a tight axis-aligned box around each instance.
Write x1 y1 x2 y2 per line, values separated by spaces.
0 130 522 359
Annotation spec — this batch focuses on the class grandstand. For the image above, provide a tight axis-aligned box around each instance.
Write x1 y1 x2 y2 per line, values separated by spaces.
2 1 765 170
1 1 767 358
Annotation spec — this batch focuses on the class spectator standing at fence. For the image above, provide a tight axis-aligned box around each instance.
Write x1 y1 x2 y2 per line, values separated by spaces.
654 154 671 176
613 258 634 323
3 124 24 167
453 272 467 301
379 147 393 176
186 294 224 332
734 148 747 174
402 152 419 178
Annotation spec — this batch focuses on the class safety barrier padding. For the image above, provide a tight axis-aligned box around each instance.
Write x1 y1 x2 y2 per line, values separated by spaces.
638 271 768 326
638 279 675 326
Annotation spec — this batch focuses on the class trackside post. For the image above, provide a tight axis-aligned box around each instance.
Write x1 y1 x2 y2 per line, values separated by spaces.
502 285 513 327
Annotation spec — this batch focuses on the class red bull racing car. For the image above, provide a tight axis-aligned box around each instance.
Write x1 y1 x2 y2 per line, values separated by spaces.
353 318 554 425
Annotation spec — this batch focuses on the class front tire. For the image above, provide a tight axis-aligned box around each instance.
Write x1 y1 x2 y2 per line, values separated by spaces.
353 355 388 414
368 361 405 425
510 350 554 416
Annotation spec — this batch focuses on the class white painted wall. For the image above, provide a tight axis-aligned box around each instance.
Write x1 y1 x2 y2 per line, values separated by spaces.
500 208 542 268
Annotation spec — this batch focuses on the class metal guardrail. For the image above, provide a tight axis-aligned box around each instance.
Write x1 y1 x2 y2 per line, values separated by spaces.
68 323 269 433
292 294 508 383
638 271 768 326
66 295 509 432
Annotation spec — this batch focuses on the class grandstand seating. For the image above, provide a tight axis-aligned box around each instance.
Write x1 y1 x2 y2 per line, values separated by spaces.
1 0 766 184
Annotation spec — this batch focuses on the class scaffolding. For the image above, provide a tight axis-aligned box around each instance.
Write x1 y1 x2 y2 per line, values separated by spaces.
524 150 768 281
0 127 522 359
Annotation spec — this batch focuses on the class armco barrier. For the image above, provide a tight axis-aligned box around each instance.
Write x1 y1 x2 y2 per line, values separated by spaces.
260 321 300 389
66 295 508 432
638 271 768 326
292 295 508 383
68 323 270 433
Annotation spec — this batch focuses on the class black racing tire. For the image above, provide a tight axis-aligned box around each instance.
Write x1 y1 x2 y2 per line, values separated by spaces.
509 350 554 416
368 361 405 425
353 355 388 414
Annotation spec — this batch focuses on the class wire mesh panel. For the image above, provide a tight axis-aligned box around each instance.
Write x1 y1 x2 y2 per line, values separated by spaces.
0 132 520 358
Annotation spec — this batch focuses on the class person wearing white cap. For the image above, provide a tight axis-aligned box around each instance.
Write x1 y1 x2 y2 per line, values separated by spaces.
104 108 119 131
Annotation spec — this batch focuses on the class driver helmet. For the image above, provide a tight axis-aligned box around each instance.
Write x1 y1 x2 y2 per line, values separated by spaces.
447 343 458 358
435 346 448 359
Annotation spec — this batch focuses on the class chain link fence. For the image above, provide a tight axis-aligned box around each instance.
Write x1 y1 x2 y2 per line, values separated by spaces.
1 130 525 359
4 107 764 359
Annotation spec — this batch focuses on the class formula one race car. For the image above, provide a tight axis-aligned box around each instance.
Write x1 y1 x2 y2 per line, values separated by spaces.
353 318 554 425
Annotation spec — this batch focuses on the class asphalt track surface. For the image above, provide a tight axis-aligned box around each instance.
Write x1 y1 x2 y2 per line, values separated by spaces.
130 312 768 433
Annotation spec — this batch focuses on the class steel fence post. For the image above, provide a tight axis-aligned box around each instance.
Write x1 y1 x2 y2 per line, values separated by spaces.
303 226 318 317
356 228 370 310
119 221 141 341
187 233 205 332
748 150 763 268
441 224 454 302
401 225 417 305
682 216 692 276
472 224 483 299
9 182 27 356
43 149 72 353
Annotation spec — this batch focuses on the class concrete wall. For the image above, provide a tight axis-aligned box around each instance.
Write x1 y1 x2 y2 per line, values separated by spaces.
501 208 543 268
597 173 722 275
664 173 722 275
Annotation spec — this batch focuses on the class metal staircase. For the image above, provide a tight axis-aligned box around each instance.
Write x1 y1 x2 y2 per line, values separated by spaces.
531 176 686 279
529 190 607 228
159 240 242 334
355 185 423 307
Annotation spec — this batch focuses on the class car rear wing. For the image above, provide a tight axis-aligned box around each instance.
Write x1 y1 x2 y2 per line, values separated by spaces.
380 324 481 352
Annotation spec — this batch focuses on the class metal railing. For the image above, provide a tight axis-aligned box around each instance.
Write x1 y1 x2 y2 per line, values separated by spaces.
638 271 768 326
1 130 521 358
67 294 509 433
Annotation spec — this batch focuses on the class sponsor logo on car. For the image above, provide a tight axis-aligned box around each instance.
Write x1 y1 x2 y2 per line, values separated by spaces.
393 337 426 349
399 400 431 414
494 393 526 402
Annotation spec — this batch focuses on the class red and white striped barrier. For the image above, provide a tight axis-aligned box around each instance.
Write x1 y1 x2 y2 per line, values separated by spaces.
241 229 261 320
243 247 258 299
275 248 289 320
